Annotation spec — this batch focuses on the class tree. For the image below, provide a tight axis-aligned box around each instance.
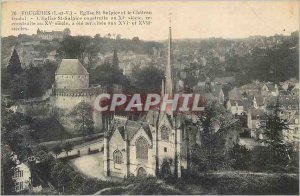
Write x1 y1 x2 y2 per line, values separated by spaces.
9 72 27 99
58 36 95 69
132 66 164 93
1 68 11 90
57 167 70 193
25 66 44 98
35 150 55 179
52 145 62 158
132 36 140 42
51 163 70 193
71 173 85 193
1 145 16 195
7 49 23 76
50 162 64 186
89 60 124 86
69 101 94 138
194 100 235 171
62 142 73 157
261 98 290 165
9 65 47 99
112 48 119 71
229 144 251 170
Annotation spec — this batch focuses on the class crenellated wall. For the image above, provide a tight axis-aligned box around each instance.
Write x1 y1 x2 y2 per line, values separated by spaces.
55 74 89 89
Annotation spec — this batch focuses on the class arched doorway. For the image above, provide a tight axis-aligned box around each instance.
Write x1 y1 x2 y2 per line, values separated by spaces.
161 162 172 179
137 167 147 177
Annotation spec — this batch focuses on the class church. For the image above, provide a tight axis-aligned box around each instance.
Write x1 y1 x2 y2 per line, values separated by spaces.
103 25 240 178
103 26 188 178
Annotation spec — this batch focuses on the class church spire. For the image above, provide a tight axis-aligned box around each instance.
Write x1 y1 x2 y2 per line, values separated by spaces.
165 22 173 96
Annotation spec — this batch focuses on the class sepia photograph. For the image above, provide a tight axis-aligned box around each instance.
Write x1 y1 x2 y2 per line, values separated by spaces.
0 0 299 195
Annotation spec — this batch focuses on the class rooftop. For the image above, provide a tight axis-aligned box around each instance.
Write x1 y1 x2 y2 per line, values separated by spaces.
56 59 89 75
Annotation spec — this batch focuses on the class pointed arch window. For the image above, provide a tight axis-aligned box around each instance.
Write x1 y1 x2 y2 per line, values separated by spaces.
113 150 123 164
136 137 148 160
161 125 170 141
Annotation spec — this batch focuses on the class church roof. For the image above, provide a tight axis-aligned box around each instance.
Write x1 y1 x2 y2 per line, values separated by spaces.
56 59 89 75
126 120 143 140
107 118 153 142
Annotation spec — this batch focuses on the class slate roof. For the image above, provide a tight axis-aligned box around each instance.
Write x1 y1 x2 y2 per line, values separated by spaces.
229 99 251 110
107 118 153 142
264 82 276 91
228 87 243 100
56 59 89 75
126 120 144 141
239 81 264 91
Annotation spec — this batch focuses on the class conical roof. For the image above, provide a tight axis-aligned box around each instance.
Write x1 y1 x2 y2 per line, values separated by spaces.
56 59 88 75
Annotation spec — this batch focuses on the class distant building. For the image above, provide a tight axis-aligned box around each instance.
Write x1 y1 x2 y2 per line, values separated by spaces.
36 28 70 40
228 87 243 101
261 82 279 96
253 95 266 110
13 162 31 193
247 108 266 139
226 99 251 116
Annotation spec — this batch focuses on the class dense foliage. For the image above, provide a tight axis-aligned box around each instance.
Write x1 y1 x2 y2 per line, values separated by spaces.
69 101 94 138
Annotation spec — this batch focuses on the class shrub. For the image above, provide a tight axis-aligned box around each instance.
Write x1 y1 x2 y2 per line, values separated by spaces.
197 173 299 195
229 144 251 170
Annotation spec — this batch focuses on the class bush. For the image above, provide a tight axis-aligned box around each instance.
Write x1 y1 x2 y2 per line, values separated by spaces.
197 173 299 195
126 177 183 195
229 144 251 170
101 187 125 195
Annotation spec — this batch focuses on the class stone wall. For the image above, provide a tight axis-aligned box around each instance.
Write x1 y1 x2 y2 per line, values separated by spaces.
55 74 89 89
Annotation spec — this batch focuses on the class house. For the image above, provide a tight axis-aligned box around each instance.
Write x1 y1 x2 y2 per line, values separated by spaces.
239 81 264 96
253 95 267 110
211 85 225 104
193 81 224 104
247 108 266 139
226 99 251 116
12 158 31 193
228 87 243 101
279 95 299 112
261 82 279 96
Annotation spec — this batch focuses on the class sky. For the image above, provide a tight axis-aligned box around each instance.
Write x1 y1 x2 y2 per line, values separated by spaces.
1 1 299 40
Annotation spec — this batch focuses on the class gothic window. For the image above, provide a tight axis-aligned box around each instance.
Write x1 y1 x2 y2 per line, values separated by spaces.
113 150 123 164
136 137 148 160
161 125 170 141
137 167 147 177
